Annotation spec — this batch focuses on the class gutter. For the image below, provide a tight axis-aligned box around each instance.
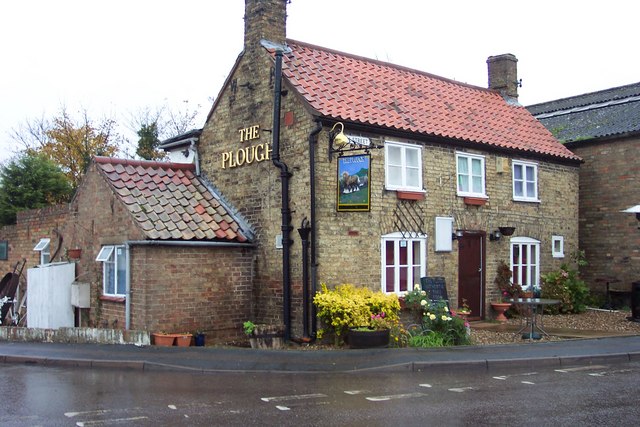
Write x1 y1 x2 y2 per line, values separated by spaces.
124 239 255 330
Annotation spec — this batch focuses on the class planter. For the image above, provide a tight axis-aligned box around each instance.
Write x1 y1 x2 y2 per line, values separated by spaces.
194 333 206 347
174 334 193 347
152 333 175 346
491 302 512 322
248 324 284 349
347 328 390 349
67 248 82 259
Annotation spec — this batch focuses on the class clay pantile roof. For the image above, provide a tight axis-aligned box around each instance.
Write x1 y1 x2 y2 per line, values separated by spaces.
279 40 580 162
94 157 250 243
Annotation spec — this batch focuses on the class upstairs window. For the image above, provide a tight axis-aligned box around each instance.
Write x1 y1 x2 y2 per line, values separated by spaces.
96 245 127 297
513 161 539 202
385 141 423 191
456 153 486 197
33 238 50 265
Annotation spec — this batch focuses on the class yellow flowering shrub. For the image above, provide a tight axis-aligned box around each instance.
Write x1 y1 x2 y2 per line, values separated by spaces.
313 283 400 346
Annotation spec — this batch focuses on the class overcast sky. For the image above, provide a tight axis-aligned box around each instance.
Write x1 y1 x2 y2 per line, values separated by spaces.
1 0 638 163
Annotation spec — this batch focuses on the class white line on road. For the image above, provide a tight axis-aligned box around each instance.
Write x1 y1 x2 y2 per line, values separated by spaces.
555 365 608 373
344 390 371 395
76 417 148 426
366 392 427 401
261 393 327 402
521 381 536 385
276 406 291 411
419 384 432 388
448 387 474 393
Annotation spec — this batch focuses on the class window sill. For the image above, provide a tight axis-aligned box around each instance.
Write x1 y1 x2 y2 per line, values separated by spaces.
100 295 125 303
513 198 540 203
463 197 487 206
397 190 425 201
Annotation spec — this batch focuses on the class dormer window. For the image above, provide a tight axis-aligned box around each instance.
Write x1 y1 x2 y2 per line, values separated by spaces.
33 238 50 265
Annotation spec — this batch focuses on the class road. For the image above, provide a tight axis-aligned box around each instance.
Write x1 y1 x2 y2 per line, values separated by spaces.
1 361 638 426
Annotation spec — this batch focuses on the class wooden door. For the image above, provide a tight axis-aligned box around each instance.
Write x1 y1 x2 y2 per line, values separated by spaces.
458 232 485 320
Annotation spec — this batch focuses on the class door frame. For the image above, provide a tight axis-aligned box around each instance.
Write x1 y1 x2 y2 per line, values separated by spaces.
457 230 486 320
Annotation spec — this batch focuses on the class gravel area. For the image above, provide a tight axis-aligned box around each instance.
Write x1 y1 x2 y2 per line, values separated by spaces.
470 308 640 345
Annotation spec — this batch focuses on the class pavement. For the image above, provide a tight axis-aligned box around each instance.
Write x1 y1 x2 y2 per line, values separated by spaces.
1 324 639 374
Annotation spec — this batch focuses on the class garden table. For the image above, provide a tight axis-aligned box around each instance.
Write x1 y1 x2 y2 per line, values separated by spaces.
508 298 560 341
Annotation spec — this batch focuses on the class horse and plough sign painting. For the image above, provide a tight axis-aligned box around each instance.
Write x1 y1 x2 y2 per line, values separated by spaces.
336 154 371 212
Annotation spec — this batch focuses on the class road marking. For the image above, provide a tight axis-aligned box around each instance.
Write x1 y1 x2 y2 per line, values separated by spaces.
419 384 432 388
556 365 607 373
65 410 113 418
276 406 291 411
366 392 427 402
168 405 177 410
344 390 370 395
76 417 148 426
261 393 327 402
448 387 474 393
521 381 536 385
494 372 538 380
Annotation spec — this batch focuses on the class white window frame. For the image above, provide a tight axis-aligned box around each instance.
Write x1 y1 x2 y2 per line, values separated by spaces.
552 235 564 258
512 160 539 202
381 232 427 294
33 238 51 265
510 237 540 290
456 152 486 197
96 245 127 297
384 141 423 192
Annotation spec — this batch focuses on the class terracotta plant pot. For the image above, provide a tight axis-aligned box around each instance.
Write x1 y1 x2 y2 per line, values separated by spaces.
174 334 193 347
152 333 175 346
67 248 82 259
491 302 512 322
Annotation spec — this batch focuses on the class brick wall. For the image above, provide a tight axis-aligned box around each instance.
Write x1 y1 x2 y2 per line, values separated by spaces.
568 136 640 292
0 204 68 276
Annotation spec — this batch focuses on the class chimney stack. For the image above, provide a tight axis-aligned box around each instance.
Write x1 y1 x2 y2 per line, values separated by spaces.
244 0 287 53
487 54 519 101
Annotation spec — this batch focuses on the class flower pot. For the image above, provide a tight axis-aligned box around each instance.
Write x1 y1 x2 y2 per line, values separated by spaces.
67 248 82 259
248 324 284 349
194 333 206 347
347 328 390 349
491 302 512 322
174 334 192 347
152 333 175 346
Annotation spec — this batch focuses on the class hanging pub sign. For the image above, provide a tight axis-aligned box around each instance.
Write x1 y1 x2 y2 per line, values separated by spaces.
337 154 371 212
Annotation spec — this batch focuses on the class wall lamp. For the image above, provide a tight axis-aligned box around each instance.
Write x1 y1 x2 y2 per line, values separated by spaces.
328 121 383 162
452 230 464 240
490 227 515 241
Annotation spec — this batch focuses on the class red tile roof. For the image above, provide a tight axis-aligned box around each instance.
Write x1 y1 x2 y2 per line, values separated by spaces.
280 40 580 162
94 157 250 243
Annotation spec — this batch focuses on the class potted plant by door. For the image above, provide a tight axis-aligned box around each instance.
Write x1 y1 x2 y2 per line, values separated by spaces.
152 332 175 346
490 301 512 322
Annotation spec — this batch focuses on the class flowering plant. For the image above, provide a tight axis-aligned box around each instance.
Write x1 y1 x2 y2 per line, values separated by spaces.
414 299 470 346
403 284 430 311
367 312 392 330
494 261 522 302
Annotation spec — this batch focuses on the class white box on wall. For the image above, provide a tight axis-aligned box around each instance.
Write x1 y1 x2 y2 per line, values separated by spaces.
435 217 454 252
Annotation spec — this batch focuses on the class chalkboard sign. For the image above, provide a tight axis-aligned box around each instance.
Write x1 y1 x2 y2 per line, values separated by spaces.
420 276 449 302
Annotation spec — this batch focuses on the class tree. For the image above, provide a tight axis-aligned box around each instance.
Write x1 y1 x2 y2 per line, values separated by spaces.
0 153 73 226
126 100 201 160
135 122 163 161
11 106 121 188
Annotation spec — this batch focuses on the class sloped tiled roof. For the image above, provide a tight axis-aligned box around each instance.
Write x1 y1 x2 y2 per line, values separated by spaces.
527 82 640 143
94 157 250 243
278 40 579 162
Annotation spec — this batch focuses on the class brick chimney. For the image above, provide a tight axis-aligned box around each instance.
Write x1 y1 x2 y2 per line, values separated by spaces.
487 54 519 101
244 0 287 53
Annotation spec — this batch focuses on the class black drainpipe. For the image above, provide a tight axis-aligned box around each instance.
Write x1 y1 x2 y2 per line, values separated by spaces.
308 119 322 338
270 45 293 342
